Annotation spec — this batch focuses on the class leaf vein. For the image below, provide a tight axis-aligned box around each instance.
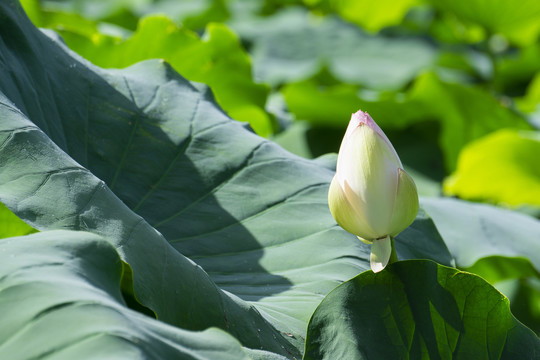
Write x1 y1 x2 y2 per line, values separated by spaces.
169 182 328 242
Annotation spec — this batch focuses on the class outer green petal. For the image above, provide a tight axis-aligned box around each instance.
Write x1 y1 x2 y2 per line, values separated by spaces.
388 168 419 237
336 125 400 235
328 175 379 240
370 235 391 273
357 236 373 244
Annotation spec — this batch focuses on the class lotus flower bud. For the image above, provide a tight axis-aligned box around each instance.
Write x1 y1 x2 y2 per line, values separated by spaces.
328 110 419 272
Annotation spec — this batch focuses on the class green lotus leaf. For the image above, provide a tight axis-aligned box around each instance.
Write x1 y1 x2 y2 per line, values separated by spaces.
230 7 435 90
421 197 540 271
0 0 370 356
22 1 273 136
304 260 540 359
0 202 37 239
444 129 540 207
0 230 256 360
306 0 420 32
428 0 540 46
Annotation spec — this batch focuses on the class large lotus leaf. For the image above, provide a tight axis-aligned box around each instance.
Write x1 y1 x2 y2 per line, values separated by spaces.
0 90 300 356
421 197 540 273
428 0 540 46
282 72 530 170
0 1 464 356
303 260 540 359
0 202 36 239
444 129 540 207
229 7 435 90
0 230 257 360
0 0 373 356
23 4 273 136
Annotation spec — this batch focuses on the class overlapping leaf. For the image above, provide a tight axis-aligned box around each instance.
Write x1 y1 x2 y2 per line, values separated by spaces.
282 72 531 170
23 1 273 136
0 0 369 356
2 1 540 358
229 7 435 90
428 0 540 45
0 231 254 360
304 260 540 359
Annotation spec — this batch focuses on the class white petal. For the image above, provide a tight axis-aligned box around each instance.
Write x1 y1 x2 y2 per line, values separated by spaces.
370 235 392 273
338 125 400 235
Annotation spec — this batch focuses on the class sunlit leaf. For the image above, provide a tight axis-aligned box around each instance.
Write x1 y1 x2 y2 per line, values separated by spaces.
327 0 420 32
428 0 540 46
0 202 36 239
444 130 540 207
282 73 530 170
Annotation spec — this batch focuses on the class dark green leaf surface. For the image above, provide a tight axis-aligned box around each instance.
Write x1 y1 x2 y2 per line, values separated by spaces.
0 1 373 356
394 208 454 267
0 230 253 360
304 260 540 360
26 9 274 136
465 256 540 285
49 15 274 136
2 1 539 358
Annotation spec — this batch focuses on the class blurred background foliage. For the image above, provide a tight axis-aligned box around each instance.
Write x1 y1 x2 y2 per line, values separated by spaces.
13 0 540 335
